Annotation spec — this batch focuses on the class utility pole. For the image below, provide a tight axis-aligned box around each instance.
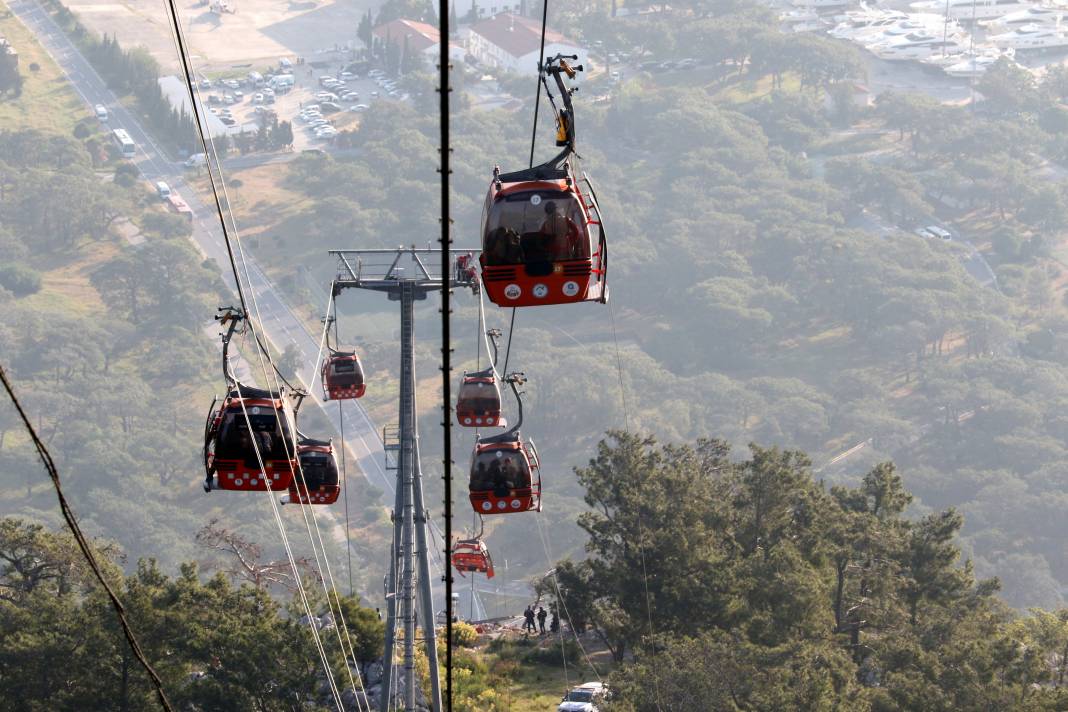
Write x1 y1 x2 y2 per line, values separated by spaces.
331 247 477 712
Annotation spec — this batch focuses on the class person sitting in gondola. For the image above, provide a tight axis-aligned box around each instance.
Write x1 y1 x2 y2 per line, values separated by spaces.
500 457 519 492
490 458 509 496
471 461 490 491
486 227 523 265
539 201 580 260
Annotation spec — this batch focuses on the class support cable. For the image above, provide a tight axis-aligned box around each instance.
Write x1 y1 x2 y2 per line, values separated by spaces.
438 0 455 701
161 0 354 699
232 332 347 712
0 363 177 712
528 0 551 168
608 300 663 712
501 308 517 378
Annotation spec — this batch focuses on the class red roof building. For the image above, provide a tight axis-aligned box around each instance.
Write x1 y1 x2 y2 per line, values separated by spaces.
468 14 586 75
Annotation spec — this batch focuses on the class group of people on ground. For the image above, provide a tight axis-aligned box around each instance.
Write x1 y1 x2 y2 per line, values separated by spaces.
523 604 559 635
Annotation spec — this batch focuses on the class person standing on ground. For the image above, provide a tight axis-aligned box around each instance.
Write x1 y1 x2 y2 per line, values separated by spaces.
537 606 547 634
550 608 559 633
523 606 536 634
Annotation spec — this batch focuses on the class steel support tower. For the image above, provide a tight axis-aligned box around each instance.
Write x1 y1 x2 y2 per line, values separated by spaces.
331 247 477 712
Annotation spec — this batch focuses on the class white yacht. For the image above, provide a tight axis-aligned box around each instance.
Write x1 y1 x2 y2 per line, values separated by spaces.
911 0 1035 21
857 17 960 47
921 43 1012 66
943 52 1015 75
829 12 910 39
980 5 1063 28
792 0 853 9
872 32 970 59
990 22 1068 47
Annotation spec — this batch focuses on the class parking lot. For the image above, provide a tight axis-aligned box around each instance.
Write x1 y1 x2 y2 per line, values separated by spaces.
196 57 408 150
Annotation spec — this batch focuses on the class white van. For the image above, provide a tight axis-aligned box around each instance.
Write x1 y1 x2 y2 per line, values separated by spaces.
269 73 295 89
94 104 108 121
184 153 207 168
155 180 171 199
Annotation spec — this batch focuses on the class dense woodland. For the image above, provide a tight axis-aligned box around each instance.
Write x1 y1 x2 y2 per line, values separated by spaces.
6 0 1068 705
241 0 1068 611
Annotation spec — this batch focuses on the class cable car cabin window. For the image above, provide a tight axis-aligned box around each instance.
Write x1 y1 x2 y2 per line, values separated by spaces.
328 359 363 385
333 360 357 373
483 191 587 269
470 448 531 495
216 410 291 464
299 452 338 489
458 380 499 414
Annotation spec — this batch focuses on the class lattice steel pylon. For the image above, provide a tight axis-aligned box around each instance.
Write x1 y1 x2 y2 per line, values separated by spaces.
331 247 478 712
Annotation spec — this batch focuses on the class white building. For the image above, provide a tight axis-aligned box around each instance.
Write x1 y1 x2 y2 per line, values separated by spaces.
450 0 523 23
467 13 587 75
372 19 465 65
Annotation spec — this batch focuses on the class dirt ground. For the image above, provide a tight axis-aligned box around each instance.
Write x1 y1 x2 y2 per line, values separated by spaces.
64 0 378 72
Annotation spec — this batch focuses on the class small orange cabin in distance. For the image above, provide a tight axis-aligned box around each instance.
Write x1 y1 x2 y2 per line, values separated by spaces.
321 350 365 400
451 538 495 578
479 165 607 308
283 438 341 505
204 386 297 492
468 434 541 515
456 367 506 428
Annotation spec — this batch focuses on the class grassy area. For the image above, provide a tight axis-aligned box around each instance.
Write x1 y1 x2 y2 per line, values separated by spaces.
0 2 90 134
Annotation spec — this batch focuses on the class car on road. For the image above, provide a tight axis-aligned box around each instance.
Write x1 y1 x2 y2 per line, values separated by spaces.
558 682 607 712
185 152 207 167
155 180 171 199
94 104 108 121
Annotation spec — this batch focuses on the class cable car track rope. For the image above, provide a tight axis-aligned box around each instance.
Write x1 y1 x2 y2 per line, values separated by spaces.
0 363 177 712
162 1 369 705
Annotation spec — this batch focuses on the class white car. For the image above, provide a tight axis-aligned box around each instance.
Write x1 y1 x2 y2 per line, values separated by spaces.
252 93 264 104
349 104 369 112
913 227 935 239
340 71 356 80
94 104 108 121
317 92 339 102
558 682 606 712
341 91 360 101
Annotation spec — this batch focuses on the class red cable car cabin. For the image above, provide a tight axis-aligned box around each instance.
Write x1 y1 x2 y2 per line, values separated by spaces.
283 438 341 505
479 163 607 307
322 350 365 401
451 538 495 578
204 387 297 492
456 368 507 428
468 434 541 515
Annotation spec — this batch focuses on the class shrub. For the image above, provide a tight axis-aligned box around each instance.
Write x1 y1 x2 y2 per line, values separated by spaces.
452 621 478 647
0 263 43 297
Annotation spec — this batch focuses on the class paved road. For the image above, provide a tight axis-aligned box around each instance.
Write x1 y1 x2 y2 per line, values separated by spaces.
7 0 510 620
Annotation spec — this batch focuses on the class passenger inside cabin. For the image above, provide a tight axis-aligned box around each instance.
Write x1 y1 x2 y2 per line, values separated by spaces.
470 461 490 491
539 201 580 260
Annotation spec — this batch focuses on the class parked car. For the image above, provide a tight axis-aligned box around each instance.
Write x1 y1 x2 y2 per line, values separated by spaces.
341 91 360 101
317 91 339 101
252 93 264 104
319 101 342 113
219 116 237 127
558 682 607 712
199 78 212 88
913 227 935 239
223 94 236 104
349 104 369 112
340 71 356 80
